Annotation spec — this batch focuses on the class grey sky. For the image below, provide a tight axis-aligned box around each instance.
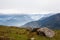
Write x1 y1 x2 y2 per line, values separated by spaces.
0 0 60 14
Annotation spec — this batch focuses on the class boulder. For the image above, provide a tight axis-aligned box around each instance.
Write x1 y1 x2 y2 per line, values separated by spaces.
37 27 55 38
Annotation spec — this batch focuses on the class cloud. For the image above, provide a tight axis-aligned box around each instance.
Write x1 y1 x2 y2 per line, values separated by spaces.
0 9 53 14
29 14 45 20
30 16 40 20
0 9 21 13
0 0 60 14
0 9 59 14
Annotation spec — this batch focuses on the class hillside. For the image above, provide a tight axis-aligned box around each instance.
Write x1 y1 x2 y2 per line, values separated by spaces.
0 25 60 40
23 13 60 29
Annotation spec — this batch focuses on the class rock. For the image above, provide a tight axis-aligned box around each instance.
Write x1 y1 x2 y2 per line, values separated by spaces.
37 27 55 38
30 37 35 40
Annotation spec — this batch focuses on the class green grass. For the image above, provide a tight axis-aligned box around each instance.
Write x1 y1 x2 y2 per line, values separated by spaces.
0 25 60 40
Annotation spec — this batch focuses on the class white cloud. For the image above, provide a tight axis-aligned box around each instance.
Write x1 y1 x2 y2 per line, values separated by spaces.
30 15 44 20
0 9 53 14
0 9 21 13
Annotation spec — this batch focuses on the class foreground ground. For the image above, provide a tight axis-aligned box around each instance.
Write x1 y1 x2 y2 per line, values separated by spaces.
0 25 60 40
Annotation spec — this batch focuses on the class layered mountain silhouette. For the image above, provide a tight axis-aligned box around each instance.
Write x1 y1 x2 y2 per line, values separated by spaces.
23 13 60 29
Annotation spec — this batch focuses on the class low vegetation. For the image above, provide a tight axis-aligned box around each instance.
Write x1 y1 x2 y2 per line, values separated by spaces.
0 25 60 40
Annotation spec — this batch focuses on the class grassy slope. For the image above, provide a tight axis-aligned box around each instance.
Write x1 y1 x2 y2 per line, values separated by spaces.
0 26 60 40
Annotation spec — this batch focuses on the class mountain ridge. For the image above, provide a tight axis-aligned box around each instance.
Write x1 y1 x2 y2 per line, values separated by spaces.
23 13 60 29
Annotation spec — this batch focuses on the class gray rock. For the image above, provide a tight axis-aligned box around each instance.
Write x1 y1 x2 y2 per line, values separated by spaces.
37 27 55 38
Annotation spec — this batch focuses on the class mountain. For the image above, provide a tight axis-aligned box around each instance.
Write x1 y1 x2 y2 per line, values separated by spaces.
23 13 60 29
0 14 49 26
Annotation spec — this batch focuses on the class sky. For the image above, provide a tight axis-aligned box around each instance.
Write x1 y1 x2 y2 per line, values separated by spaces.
0 0 60 14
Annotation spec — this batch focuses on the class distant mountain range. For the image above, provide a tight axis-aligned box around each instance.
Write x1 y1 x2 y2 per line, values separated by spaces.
23 13 60 29
0 14 52 26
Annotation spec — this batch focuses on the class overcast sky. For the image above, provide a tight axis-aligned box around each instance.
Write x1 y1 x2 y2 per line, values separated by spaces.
0 0 60 14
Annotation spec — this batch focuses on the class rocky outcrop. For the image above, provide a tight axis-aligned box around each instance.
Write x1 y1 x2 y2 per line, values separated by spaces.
37 27 55 38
